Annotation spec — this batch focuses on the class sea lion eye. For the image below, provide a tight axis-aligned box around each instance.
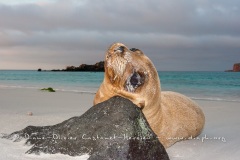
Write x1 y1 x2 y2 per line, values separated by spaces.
130 48 139 52
129 48 143 55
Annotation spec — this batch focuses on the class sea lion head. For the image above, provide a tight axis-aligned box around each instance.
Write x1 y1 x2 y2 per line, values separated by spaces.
103 42 161 109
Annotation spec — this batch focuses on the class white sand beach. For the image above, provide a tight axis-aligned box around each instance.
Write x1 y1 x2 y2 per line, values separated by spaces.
0 88 239 160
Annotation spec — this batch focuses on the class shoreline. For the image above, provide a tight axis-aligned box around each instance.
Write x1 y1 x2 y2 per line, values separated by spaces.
0 88 240 159
1 85 239 103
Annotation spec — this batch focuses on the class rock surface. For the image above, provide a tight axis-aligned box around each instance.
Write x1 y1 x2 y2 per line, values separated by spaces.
233 63 240 72
2 96 169 160
52 61 104 72
225 63 240 72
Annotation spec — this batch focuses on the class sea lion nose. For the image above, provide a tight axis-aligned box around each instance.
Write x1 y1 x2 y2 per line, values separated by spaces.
114 46 124 53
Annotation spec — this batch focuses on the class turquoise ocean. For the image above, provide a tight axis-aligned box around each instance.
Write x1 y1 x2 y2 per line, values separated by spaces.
0 70 240 102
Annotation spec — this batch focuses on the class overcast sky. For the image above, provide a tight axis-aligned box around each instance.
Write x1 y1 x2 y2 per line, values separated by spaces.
0 0 239 71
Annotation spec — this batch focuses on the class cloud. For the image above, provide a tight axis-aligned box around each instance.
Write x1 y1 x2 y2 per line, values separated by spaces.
1 0 239 35
0 0 240 70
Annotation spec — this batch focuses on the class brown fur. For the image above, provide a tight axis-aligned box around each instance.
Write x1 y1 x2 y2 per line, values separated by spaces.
94 43 205 148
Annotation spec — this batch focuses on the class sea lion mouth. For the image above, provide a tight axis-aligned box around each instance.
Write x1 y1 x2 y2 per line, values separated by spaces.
125 71 145 92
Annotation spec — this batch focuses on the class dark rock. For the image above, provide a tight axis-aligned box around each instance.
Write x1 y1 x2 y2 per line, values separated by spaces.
66 66 77 71
55 61 105 72
37 68 42 72
233 63 240 72
225 63 240 72
51 69 61 71
2 96 169 160
93 61 104 71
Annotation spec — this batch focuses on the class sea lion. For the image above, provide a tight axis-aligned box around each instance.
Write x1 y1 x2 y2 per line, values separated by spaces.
94 42 205 148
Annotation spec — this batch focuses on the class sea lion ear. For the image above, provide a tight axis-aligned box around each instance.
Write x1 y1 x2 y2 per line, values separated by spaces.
129 48 144 56
129 48 139 52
